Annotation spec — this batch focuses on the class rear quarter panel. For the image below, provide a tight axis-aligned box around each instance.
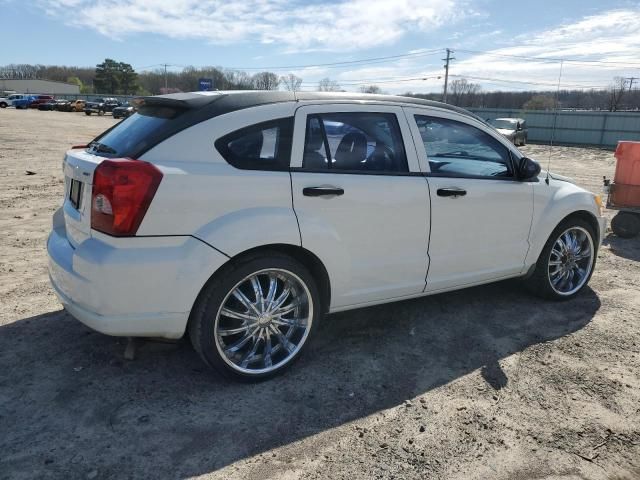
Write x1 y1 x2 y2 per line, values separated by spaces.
137 102 302 257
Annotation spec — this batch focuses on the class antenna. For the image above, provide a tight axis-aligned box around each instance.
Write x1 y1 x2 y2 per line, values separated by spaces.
546 60 564 185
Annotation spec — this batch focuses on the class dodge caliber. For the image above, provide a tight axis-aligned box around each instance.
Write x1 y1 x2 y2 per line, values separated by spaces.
47 91 606 380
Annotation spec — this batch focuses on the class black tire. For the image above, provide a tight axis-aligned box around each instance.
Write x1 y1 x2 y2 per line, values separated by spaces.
98 109 104 116
0 102 7 108
525 217 597 300
611 212 640 238
188 252 322 381
85 111 91 116
521 136 527 146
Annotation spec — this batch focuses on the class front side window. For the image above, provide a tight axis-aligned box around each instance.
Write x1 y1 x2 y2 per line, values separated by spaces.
415 115 513 178
216 118 294 171
303 112 408 173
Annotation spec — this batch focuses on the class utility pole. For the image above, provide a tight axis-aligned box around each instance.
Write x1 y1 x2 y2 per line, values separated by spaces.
625 76 638 92
442 48 454 103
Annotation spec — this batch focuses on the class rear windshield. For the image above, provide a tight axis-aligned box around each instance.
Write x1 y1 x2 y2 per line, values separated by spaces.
89 106 185 158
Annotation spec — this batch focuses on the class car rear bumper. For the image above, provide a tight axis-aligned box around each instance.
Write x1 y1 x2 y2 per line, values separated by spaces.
47 208 228 339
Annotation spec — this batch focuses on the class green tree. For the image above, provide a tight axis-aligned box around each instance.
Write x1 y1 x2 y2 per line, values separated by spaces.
66 76 83 90
94 58 121 94
523 94 556 110
118 62 138 95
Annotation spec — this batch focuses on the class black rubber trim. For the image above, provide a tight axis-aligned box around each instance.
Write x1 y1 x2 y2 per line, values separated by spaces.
290 167 425 177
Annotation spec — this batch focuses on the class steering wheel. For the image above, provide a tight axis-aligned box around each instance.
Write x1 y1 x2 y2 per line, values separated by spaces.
367 144 396 170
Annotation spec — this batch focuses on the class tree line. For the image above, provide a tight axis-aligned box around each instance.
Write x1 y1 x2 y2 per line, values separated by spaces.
1 60 639 111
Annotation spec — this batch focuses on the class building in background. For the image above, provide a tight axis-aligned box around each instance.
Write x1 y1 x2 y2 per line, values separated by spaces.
0 79 80 95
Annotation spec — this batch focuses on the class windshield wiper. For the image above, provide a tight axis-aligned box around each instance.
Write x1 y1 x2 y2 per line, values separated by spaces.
89 141 117 155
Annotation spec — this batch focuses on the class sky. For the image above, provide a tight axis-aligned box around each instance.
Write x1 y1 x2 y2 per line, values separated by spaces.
1 0 640 93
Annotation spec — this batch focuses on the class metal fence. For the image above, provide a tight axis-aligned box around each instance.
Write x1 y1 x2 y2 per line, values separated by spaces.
468 108 640 148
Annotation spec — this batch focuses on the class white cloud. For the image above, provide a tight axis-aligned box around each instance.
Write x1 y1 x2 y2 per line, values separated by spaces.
37 0 465 51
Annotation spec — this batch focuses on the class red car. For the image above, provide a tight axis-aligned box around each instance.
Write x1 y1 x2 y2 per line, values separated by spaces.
29 95 55 108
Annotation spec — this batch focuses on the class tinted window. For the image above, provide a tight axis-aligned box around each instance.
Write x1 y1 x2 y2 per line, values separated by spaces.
88 105 185 158
415 115 513 178
303 112 408 173
215 118 293 171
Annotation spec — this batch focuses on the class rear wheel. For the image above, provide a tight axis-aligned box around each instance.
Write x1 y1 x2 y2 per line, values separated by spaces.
611 212 640 238
85 111 91 116
189 253 321 380
0 102 7 108
525 218 596 300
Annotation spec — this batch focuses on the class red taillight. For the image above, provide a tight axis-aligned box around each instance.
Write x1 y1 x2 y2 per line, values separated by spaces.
91 158 163 236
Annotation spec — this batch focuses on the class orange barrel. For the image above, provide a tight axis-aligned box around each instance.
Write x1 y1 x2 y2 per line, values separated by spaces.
612 141 640 207
614 141 640 185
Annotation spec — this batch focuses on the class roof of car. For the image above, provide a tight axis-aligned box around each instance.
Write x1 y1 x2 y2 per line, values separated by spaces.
136 90 483 122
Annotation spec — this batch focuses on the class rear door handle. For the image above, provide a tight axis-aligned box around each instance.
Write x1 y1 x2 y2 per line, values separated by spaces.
437 187 467 198
303 186 344 197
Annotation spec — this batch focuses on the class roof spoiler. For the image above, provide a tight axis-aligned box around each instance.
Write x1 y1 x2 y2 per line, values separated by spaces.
132 93 222 110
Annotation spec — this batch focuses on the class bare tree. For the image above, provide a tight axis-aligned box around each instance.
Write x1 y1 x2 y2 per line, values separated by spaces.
252 71 280 90
280 73 302 92
448 78 482 106
318 77 341 92
359 85 382 94
608 76 627 112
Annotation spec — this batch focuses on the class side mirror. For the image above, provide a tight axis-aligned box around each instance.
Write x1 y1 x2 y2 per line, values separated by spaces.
517 124 523 131
517 157 541 180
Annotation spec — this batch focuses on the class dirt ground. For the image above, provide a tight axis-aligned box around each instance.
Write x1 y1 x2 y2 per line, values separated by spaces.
0 108 639 480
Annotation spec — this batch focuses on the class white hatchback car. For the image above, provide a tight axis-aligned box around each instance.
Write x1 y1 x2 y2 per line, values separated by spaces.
48 91 606 380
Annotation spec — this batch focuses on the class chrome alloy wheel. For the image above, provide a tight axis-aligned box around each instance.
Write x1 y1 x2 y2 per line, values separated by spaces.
548 226 594 296
214 268 313 375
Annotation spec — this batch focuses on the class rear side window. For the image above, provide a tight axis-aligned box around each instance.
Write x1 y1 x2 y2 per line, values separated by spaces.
88 106 185 158
302 112 408 173
215 118 294 171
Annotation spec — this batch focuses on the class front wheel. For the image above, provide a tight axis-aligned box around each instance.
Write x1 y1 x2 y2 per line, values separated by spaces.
525 218 596 300
85 111 91 115
189 253 321 380
0 102 7 108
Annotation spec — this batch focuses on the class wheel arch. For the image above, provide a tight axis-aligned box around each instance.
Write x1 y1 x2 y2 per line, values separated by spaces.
190 243 332 323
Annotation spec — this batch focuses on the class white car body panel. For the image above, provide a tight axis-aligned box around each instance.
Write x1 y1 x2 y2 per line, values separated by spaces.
46 92 606 339
138 103 302 256
290 103 430 307
403 107 534 290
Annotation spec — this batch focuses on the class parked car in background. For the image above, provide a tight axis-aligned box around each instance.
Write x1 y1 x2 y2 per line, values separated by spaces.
488 117 528 146
13 96 36 109
6 94 28 107
70 99 86 112
29 95 55 109
112 103 136 119
38 100 59 111
84 97 120 115
54 100 74 112
47 91 606 380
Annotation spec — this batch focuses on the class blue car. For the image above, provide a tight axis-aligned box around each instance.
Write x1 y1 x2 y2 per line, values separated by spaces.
13 96 36 109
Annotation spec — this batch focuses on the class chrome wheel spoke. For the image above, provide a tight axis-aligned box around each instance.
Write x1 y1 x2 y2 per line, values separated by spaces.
240 332 263 368
232 289 261 316
270 325 296 354
268 286 291 313
220 307 257 322
263 331 273 368
272 317 305 328
224 329 256 353
250 277 265 311
218 324 252 336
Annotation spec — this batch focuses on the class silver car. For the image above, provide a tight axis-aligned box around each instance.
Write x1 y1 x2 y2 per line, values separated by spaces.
489 118 528 146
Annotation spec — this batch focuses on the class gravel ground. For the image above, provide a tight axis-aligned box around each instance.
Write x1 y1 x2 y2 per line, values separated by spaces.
0 108 639 480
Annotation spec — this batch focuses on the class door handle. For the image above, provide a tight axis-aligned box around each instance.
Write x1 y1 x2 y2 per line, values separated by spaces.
437 187 467 198
303 186 344 197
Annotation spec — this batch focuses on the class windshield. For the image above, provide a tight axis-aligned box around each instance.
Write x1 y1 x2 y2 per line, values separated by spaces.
489 119 517 130
89 105 185 158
